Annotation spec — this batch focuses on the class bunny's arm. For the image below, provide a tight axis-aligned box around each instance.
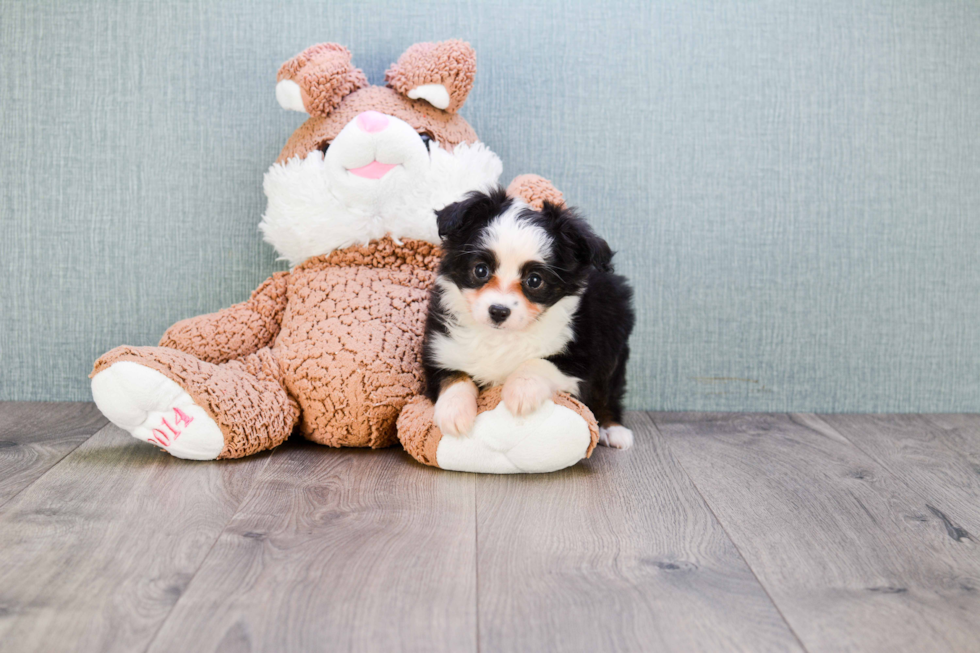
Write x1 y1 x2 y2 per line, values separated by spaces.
158 272 290 365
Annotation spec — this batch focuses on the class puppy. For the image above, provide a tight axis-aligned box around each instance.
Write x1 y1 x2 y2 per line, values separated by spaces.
423 187 635 449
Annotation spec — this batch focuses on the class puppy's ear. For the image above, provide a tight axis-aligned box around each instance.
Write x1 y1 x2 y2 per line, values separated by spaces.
435 198 471 241
436 187 511 242
541 201 614 272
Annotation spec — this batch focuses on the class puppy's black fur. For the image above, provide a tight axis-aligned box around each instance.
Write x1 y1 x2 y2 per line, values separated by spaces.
424 187 635 426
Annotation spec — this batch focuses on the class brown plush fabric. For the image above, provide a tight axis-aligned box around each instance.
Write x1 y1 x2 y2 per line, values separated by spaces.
159 272 290 365
507 174 566 209
277 86 478 163
385 40 476 114
396 387 600 468
552 392 601 458
91 346 299 459
92 237 440 456
276 237 441 448
277 43 369 117
396 396 442 467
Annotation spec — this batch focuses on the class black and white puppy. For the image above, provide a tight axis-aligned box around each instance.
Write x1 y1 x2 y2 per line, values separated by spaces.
423 187 636 449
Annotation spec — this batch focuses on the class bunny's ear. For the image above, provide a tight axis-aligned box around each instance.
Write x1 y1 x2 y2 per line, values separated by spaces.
276 43 368 117
385 40 476 113
506 174 566 210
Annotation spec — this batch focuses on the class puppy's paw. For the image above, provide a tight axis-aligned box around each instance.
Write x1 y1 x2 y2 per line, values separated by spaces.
502 373 555 417
434 382 478 436
599 424 634 450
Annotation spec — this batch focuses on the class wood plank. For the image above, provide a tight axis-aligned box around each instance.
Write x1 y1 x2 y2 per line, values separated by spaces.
652 412 980 653
0 402 107 509
475 413 803 653
0 424 272 653
819 414 980 534
146 441 478 653
922 414 980 467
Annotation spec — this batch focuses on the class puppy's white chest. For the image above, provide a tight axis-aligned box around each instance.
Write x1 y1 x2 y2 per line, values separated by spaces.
432 296 580 387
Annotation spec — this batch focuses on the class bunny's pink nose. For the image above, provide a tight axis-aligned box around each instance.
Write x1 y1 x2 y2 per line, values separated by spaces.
356 111 389 133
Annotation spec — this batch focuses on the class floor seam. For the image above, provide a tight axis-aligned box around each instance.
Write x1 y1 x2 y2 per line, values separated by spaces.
793 413 975 650
644 411 812 653
808 413 977 534
139 447 280 653
474 475 481 653
916 414 980 468
0 418 110 513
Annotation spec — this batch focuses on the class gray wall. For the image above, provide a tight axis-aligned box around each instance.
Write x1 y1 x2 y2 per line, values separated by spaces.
1 0 978 411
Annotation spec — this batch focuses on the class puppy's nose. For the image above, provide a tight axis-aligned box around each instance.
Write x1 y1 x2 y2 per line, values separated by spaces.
356 111 389 133
489 305 511 324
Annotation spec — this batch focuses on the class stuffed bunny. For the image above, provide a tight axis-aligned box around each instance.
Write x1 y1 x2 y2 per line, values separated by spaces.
91 41 598 472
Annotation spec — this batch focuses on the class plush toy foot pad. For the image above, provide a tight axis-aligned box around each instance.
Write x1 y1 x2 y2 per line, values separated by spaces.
91 362 225 460
437 399 593 473
398 388 599 474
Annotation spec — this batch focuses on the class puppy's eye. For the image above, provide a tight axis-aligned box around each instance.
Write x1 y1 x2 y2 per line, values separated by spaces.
525 273 543 289
419 132 433 151
318 141 331 154
474 263 490 280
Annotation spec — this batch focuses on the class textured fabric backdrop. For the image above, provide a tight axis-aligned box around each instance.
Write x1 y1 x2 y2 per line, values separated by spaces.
1 0 978 411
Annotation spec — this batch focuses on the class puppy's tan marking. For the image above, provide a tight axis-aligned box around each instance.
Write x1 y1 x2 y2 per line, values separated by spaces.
510 280 543 321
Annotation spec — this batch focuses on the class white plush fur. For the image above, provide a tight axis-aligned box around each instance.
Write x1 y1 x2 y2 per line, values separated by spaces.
261 112 502 266
435 398 592 473
275 79 307 114
407 83 450 110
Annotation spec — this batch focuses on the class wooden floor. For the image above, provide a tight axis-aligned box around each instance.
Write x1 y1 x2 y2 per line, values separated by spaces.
1 404 979 652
